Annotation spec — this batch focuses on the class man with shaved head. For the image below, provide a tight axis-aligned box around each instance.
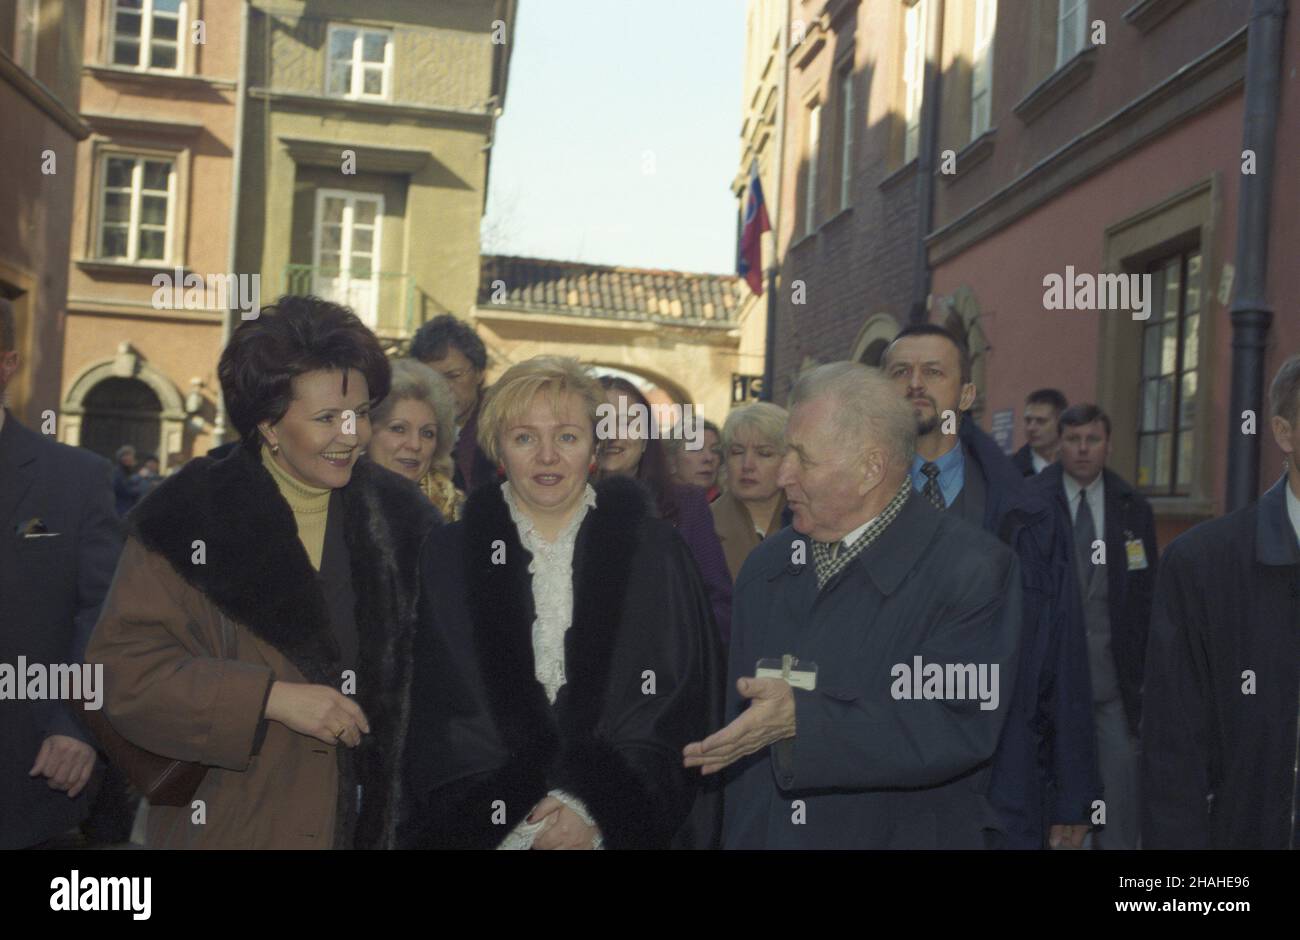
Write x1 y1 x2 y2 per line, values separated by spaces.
685 362 1022 848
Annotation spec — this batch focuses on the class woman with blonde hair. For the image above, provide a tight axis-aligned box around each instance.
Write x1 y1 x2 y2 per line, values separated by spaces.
401 356 722 849
367 358 464 521
711 402 792 583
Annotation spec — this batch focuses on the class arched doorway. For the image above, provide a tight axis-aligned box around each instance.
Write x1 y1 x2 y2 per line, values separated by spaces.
61 344 189 470
860 339 889 367
588 366 686 431
938 286 990 419
80 377 162 462
850 312 903 367
586 364 691 407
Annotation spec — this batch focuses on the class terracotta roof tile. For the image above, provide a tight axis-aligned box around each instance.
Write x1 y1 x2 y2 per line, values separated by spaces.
479 255 740 325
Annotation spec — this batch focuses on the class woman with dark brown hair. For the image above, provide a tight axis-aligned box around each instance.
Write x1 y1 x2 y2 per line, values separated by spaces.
86 295 438 849
596 375 732 644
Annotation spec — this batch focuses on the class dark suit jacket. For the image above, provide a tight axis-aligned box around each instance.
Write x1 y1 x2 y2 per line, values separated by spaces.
721 491 1023 848
451 403 495 494
961 421 1100 847
0 410 122 848
1011 444 1037 477
1036 465 1158 735
1142 476 1300 849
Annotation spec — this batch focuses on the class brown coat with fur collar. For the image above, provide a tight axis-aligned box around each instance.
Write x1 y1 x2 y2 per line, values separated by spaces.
85 447 436 849
709 489 788 584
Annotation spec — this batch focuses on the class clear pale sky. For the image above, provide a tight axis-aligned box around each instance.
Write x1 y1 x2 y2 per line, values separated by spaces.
481 0 748 275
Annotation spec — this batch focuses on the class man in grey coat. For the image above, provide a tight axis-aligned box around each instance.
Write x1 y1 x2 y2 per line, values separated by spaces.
684 363 1022 848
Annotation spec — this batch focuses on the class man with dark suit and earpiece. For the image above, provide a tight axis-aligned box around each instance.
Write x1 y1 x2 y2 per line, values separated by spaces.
1032 404 1157 849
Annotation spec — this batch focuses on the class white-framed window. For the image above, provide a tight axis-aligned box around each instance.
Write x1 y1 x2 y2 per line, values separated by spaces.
326 25 393 100
110 0 186 72
902 0 929 164
804 101 821 236
971 0 997 139
1056 0 1088 68
14 0 39 72
97 154 176 262
313 190 384 327
837 65 854 210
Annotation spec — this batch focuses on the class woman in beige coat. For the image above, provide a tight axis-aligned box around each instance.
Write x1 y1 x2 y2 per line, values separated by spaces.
710 402 792 583
86 296 437 849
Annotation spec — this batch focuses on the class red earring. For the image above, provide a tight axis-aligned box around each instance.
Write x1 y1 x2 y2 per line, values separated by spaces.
496 463 506 480
588 460 598 475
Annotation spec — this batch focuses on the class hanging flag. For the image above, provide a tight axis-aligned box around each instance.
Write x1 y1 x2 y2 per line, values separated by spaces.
738 161 771 296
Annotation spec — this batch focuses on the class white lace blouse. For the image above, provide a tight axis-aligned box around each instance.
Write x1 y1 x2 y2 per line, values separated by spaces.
497 482 604 849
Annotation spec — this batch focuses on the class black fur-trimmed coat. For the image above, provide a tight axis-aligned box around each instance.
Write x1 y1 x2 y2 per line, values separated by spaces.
85 445 438 849
400 476 724 849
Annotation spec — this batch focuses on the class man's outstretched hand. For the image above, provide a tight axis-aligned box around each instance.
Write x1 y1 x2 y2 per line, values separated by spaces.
683 676 796 775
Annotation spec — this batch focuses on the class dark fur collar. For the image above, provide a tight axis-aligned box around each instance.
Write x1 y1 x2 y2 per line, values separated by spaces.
130 446 427 679
460 475 649 760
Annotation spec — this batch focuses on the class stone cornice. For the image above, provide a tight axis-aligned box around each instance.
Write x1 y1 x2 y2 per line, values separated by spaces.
82 112 205 137
1013 47 1098 125
84 64 238 92
0 49 90 139
1123 0 1195 33
249 87 492 128
279 136 432 174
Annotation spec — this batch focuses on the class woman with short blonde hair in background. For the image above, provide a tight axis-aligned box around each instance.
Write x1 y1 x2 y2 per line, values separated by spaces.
710 402 791 584
401 356 722 850
368 358 464 521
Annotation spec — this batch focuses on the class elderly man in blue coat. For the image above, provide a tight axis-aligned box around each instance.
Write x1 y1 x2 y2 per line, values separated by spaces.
882 325 1101 849
685 363 1022 849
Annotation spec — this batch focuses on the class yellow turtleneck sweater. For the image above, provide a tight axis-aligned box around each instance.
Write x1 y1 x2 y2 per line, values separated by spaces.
262 446 331 570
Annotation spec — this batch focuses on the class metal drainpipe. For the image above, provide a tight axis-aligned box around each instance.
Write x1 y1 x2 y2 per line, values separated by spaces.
212 0 250 447
761 2 789 403
910 0 945 324
1226 0 1288 510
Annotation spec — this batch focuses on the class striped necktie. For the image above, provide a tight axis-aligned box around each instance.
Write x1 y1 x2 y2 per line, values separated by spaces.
921 462 946 510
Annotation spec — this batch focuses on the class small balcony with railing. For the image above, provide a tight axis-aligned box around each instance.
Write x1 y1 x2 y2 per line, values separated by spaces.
281 265 422 341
